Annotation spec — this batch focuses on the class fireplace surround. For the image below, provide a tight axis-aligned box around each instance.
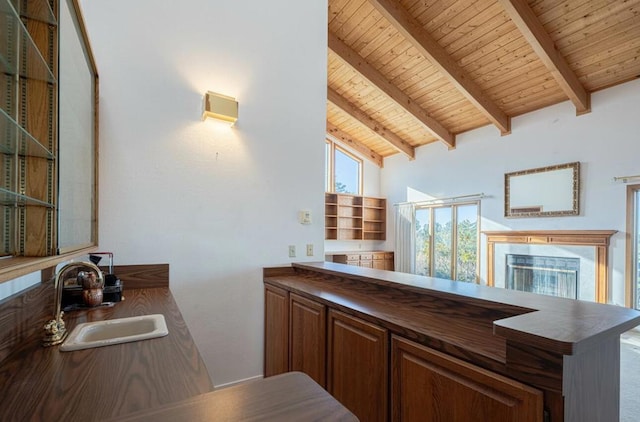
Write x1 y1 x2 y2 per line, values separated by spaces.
483 230 617 303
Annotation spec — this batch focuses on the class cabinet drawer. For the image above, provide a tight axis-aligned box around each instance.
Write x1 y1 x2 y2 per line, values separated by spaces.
373 260 386 270
373 253 385 260
359 260 373 268
359 253 373 260
332 255 359 264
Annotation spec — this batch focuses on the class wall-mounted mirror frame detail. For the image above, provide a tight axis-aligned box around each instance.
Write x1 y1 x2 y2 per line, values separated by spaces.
57 0 99 253
505 162 580 218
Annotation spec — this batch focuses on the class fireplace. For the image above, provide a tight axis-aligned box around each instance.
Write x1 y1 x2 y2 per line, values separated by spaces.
483 230 616 303
506 254 579 299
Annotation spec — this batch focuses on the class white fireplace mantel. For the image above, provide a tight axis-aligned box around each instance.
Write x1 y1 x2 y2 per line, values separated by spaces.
483 230 617 303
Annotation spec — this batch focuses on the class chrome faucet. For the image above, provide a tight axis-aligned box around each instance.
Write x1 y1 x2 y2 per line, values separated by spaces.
43 261 104 347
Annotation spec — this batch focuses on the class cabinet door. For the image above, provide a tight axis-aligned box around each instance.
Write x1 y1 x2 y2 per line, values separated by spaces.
290 293 326 387
385 253 395 271
372 260 386 270
328 310 388 422
384 259 395 271
391 336 543 422
373 253 386 270
264 284 289 377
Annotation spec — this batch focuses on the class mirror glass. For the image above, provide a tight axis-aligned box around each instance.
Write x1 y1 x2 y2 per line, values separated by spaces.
505 162 579 218
58 0 97 252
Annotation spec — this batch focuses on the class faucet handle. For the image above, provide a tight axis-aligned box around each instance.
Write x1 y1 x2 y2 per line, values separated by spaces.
43 312 68 347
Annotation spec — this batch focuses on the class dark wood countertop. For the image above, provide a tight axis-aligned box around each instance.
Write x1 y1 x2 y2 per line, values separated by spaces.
274 262 640 356
0 288 213 421
108 372 358 422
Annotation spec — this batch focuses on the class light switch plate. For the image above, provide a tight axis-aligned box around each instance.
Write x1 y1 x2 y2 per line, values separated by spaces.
288 245 296 258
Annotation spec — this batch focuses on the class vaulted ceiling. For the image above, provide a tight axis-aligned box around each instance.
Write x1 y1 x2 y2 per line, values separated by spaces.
326 0 640 166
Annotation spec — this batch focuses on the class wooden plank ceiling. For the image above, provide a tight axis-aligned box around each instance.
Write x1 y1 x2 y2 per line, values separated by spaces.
327 0 640 166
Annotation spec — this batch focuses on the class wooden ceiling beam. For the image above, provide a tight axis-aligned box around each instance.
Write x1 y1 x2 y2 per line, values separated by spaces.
368 0 511 135
328 32 455 149
327 88 415 160
326 122 384 168
497 0 590 115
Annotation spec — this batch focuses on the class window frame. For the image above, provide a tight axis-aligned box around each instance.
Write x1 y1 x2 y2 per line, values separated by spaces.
325 139 363 195
414 201 480 283
625 184 640 308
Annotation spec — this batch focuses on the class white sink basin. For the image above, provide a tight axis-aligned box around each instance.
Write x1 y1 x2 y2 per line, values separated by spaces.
60 314 169 352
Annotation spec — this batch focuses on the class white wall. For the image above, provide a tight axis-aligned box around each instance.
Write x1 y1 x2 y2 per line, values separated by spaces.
383 79 640 306
80 0 327 386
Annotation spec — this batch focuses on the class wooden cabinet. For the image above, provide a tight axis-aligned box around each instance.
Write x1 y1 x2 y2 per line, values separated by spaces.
263 287 327 384
330 251 394 271
328 309 388 422
265 284 544 422
264 284 289 377
266 263 639 422
391 336 543 422
373 252 394 270
358 252 373 268
325 193 386 240
289 293 326 387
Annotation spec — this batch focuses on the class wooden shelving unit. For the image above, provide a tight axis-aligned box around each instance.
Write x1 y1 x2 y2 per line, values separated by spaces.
325 193 386 241
324 193 338 240
1 0 58 257
362 197 386 240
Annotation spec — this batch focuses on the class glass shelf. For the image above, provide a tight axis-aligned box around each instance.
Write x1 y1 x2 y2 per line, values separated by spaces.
0 187 54 207
0 0 57 83
0 108 55 159
10 0 56 25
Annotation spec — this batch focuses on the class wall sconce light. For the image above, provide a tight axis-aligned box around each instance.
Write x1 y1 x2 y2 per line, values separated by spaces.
202 91 238 125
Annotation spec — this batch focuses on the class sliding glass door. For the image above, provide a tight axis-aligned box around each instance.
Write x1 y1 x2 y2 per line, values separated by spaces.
415 202 479 282
628 185 640 309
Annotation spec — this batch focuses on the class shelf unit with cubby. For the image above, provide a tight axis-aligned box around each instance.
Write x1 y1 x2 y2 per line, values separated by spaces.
325 193 386 241
324 193 338 240
362 197 386 240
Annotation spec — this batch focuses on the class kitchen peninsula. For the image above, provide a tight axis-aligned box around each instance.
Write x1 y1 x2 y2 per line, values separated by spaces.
264 262 640 422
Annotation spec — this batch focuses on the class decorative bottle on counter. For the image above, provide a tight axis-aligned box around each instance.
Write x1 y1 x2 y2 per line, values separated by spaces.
79 270 104 307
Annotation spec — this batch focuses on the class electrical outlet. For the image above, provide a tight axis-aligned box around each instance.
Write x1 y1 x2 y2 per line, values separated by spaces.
288 245 296 258
306 244 313 256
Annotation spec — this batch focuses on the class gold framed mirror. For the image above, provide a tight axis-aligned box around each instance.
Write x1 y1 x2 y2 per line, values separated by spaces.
505 162 580 218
